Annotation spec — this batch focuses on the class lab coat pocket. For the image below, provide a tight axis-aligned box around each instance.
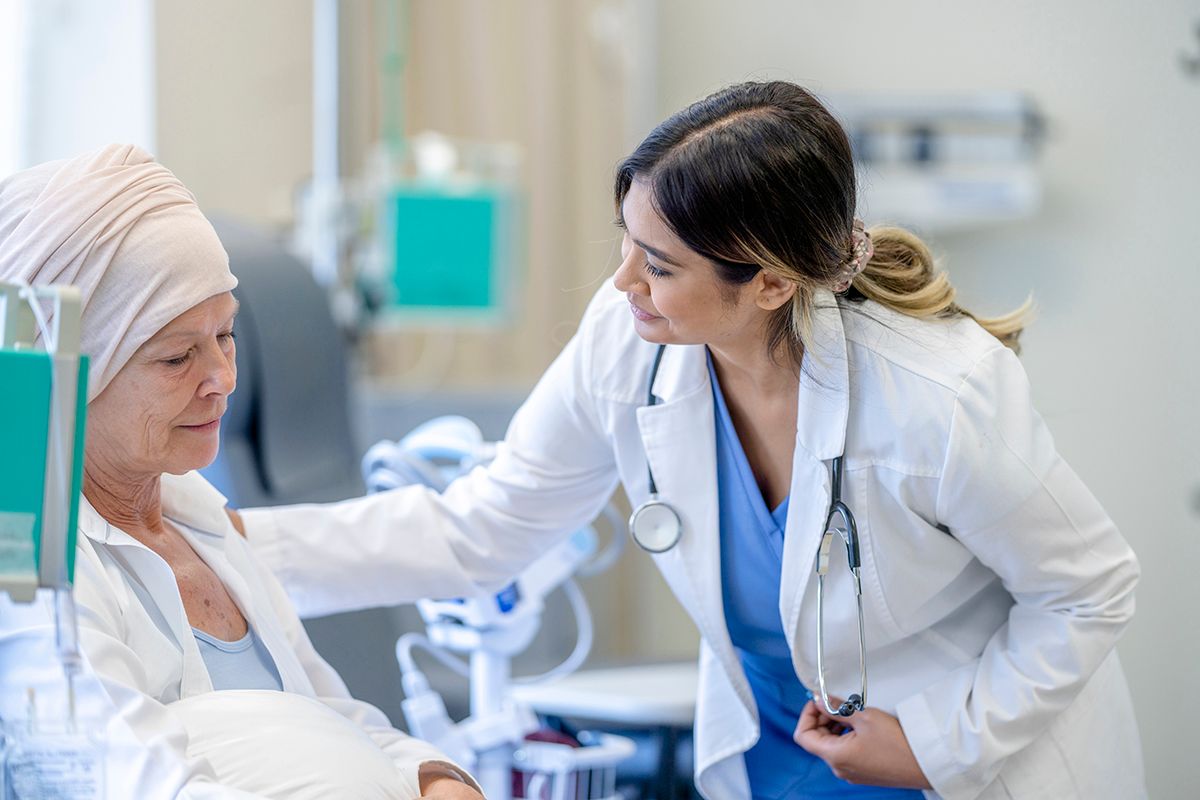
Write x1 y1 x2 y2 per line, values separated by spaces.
991 658 1138 798
1039 653 1146 800
994 731 1075 799
858 469 973 641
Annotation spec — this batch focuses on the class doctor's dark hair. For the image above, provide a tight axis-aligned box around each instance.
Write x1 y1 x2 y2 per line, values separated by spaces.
614 81 1030 366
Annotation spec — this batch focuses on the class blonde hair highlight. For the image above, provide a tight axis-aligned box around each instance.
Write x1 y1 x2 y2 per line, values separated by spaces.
846 226 1032 354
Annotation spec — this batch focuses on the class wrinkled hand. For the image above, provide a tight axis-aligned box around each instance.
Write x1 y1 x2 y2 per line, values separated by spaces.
420 775 484 800
794 698 931 790
418 763 484 800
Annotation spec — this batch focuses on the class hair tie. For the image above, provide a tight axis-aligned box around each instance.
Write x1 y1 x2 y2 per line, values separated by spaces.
832 218 873 292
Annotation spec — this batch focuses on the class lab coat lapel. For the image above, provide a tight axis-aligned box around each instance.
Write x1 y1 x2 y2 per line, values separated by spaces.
780 292 850 666
635 343 754 711
170 521 303 694
162 473 309 695
77 497 215 697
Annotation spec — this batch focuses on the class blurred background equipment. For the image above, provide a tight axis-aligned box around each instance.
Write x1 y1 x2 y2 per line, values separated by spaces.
366 416 636 800
299 0 525 333
829 92 1044 232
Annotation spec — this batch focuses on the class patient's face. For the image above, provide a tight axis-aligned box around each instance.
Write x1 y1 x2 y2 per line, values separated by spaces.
87 292 239 479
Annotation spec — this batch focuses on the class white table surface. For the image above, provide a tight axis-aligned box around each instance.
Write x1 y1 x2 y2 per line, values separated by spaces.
509 661 698 727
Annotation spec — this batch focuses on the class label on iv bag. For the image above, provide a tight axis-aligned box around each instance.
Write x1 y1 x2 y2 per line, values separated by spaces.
0 512 38 601
0 512 36 572
5 728 104 800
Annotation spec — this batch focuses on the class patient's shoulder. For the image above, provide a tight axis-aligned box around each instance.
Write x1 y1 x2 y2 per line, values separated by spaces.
160 471 240 537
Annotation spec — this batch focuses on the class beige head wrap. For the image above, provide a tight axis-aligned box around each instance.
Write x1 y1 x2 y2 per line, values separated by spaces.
0 144 237 402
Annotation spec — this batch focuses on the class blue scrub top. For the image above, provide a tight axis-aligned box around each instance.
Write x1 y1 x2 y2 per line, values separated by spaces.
123 529 284 694
709 351 922 800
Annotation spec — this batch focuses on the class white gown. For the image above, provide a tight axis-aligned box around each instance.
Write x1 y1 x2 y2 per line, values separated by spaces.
0 471 471 799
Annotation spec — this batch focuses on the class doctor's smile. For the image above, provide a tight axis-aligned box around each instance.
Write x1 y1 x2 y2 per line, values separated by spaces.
627 298 661 322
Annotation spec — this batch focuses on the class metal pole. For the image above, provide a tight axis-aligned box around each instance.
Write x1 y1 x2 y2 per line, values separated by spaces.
312 0 340 286
472 649 513 800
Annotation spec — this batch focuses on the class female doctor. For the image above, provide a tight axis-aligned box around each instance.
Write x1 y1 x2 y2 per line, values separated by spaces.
235 82 1144 799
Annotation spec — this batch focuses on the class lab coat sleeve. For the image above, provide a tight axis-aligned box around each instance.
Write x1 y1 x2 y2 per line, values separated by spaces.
0 593 265 800
241 298 620 618
252 544 481 794
893 345 1140 800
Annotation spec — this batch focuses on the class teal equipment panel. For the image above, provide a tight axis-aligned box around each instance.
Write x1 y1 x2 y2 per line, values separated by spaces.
0 351 88 590
387 184 521 320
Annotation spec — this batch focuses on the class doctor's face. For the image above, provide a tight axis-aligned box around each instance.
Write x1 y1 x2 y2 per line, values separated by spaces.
613 180 766 349
86 292 238 481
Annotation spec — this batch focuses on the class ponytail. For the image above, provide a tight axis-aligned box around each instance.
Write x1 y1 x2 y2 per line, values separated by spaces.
850 226 1032 354
610 80 1031 362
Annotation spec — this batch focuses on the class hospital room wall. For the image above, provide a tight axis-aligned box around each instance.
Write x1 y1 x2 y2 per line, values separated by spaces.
155 0 632 391
652 0 1200 795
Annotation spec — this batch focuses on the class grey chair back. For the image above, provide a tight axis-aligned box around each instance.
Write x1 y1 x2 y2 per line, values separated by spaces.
201 217 363 507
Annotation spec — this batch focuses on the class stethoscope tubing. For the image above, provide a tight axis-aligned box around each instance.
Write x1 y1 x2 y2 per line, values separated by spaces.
628 343 868 716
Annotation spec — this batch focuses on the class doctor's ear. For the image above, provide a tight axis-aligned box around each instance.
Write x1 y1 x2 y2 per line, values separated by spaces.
754 270 798 311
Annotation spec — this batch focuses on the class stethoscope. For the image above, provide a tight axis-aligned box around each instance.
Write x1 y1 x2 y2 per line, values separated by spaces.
628 344 868 717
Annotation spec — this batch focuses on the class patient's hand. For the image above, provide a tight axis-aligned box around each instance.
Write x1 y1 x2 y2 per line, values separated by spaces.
420 775 484 799
419 763 484 799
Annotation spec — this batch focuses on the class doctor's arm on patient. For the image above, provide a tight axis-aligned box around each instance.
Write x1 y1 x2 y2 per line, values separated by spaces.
235 299 621 618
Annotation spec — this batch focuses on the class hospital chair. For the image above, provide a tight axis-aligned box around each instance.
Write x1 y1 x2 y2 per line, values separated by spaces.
199 217 421 723
200 218 362 508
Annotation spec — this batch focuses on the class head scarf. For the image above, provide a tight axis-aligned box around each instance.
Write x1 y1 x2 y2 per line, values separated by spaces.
0 143 237 402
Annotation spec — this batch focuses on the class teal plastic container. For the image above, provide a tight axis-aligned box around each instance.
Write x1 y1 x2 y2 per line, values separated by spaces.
387 183 521 320
0 350 88 588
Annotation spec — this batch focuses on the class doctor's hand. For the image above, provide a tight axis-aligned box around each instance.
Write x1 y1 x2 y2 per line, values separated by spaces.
794 698 931 790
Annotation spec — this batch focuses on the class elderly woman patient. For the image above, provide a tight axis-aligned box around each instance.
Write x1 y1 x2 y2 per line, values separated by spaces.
0 145 480 799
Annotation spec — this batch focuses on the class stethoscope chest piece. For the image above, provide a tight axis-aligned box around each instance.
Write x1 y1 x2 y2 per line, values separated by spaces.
629 344 684 554
629 495 683 553
631 344 868 716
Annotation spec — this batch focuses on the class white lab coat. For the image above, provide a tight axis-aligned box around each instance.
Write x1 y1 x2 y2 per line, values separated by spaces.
0 471 468 799
244 282 1145 800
